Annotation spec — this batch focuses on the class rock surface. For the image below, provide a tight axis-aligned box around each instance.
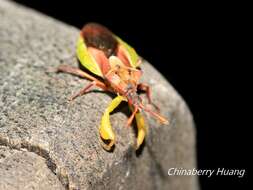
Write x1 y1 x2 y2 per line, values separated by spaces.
0 0 199 189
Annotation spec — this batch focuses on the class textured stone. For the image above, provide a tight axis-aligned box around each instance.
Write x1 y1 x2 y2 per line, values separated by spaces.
0 146 64 190
0 0 199 189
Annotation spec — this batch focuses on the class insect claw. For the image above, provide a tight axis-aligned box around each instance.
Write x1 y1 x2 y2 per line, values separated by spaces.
67 96 74 101
99 136 115 151
46 67 58 74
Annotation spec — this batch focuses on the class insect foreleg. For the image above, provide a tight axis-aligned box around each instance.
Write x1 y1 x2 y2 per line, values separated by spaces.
126 106 138 127
100 95 127 150
129 105 147 149
134 111 147 149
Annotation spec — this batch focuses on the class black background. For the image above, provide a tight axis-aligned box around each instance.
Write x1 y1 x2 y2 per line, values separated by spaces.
12 0 249 189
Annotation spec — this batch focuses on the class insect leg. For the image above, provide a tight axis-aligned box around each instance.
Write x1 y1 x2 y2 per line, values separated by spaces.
68 81 97 101
134 110 147 150
100 95 126 150
56 64 107 90
129 105 147 149
126 106 138 127
137 83 160 112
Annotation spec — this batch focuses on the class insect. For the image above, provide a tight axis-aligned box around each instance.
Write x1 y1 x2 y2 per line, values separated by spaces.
57 23 169 150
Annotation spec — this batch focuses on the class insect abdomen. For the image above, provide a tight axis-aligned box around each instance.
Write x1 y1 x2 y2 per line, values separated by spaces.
81 23 118 58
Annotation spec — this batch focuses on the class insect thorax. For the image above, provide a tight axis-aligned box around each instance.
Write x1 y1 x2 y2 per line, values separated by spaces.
105 61 141 96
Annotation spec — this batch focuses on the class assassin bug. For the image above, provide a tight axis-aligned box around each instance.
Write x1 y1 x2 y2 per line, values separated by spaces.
57 23 169 150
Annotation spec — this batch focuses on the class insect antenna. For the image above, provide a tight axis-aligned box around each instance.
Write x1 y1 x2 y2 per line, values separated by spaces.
139 103 169 125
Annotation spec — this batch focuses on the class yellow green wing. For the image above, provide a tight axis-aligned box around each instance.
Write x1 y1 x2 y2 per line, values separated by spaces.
115 36 140 68
76 36 103 77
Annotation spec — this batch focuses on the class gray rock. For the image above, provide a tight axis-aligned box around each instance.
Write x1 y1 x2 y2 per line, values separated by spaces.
0 0 199 189
0 146 64 190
